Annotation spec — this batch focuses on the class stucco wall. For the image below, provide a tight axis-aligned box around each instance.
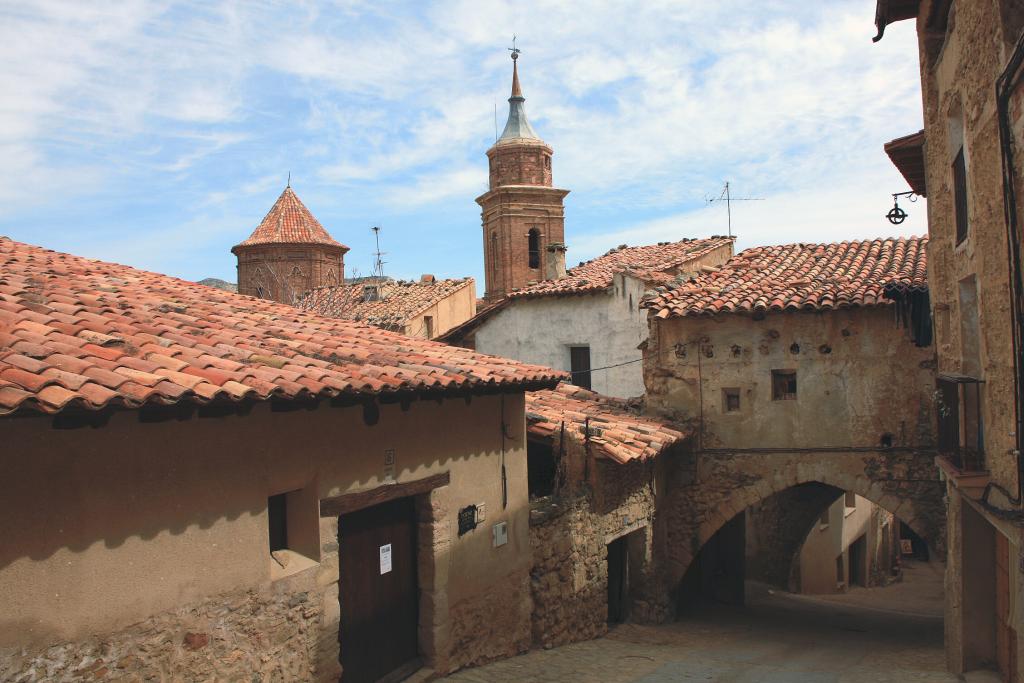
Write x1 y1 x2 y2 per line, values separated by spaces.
798 495 894 594
475 279 650 398
473 243 734 398
406 280 478 340
645 307 936 449
0 392 532 680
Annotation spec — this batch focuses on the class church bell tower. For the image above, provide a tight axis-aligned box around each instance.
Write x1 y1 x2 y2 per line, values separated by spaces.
478 47 569 301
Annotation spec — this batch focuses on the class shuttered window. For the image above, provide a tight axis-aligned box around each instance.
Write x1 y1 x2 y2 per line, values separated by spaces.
953 148 969 245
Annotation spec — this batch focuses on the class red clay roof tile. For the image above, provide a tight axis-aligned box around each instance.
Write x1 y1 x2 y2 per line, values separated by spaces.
642 237 928 318
526 383 689 464
299 278 474 333
232 187 348 251
0 238 563 415
508 237 734 299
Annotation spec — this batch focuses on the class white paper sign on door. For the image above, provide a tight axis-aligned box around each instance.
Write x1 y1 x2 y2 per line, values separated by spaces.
379 543 392 575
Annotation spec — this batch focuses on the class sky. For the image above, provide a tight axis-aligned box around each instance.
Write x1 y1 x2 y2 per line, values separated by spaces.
0 0 927 285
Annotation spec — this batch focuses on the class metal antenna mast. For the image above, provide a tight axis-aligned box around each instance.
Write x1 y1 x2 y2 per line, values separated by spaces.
706 181 764 238
371 226 386 278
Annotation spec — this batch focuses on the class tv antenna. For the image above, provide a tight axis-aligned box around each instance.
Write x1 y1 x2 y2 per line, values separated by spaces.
371 226 387 278
705 181 764 238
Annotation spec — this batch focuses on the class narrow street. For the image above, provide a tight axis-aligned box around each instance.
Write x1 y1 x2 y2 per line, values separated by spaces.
444 561 958 683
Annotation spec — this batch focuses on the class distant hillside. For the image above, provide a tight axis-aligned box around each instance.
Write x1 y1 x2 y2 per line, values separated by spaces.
198 278 238 293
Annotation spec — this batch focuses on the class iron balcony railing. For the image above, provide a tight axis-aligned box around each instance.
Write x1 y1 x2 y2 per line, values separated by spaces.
936 374 985 472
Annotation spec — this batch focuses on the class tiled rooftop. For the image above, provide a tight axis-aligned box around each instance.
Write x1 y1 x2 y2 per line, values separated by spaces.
526 383 688 464
642 237 928 318
507 236 735 299
232 187 348 251
0 238 563 416
298 278 474 332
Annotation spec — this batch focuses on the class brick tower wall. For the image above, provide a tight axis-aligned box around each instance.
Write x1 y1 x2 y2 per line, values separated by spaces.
235 245 345 304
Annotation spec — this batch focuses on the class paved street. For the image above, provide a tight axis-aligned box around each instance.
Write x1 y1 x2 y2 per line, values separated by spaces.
443 561 959 683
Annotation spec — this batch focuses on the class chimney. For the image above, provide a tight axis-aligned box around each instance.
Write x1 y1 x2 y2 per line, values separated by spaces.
363 283 381 302
545 242 568 280
420 274 436 283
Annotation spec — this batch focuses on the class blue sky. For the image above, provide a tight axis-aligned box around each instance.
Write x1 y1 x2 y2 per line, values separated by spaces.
0 1 926 285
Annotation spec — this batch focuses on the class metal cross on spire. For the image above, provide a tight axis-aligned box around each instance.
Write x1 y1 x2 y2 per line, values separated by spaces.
508 35 520 60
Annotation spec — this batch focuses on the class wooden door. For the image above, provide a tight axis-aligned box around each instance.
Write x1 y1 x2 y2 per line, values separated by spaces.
607 535 629 623
996 532 1017 682
339 496 419 683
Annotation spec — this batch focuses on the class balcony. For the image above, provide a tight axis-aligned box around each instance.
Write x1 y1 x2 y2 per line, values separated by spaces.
935 374 990 499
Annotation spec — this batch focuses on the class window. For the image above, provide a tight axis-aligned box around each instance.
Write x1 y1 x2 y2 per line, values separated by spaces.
845 492 857 508
267 487 319 580
528 228 541 269
771 370 797 400
268 493 288 552
490 232 499 278
953 147 969 244
819 509 830 527
570 346 592 390
722 388 741 413
423 315 434 339
528 439 557 499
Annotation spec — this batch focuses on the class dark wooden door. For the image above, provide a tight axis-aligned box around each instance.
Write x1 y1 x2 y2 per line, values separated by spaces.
339 496 419 683
607 535 629 623
996 531 1017 682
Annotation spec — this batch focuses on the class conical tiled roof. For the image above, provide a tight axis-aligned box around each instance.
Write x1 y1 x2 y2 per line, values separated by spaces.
233 187 348 251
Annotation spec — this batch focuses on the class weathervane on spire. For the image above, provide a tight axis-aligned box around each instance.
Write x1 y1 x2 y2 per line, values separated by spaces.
508 35 520 60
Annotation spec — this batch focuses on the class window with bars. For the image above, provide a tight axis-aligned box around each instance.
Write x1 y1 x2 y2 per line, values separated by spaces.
953 147 969 244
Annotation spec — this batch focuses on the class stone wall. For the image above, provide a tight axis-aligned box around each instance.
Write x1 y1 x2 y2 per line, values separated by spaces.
0 579 322 682
657 448 946 600
745 483 844 590
527 436 666 649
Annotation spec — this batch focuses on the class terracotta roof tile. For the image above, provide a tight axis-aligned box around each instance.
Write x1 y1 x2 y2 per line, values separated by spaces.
525 383 689 464
0 238 564 416
642 237 928 318
298 278 474 334
508 236 734 299
232 187 348 251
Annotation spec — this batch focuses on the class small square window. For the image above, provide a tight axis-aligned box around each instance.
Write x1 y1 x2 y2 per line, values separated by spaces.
268 493 288 552
268 487 320 580
844 492 857 508
771 370 797 400
722 388 741 413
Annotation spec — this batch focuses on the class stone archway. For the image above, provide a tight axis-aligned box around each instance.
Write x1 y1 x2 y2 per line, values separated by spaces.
657 448 946 600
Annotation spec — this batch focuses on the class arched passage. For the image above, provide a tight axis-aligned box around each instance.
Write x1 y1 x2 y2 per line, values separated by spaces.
658 450 946 600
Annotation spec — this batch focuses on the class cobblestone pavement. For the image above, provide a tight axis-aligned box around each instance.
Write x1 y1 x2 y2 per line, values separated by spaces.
443 561 957 683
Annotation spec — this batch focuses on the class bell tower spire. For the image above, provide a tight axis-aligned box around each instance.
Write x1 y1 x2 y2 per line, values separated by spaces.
477 44 569 301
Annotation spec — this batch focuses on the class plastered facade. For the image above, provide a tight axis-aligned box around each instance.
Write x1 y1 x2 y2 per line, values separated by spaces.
473 244 733 399
404 280 478 340
641 305 945 604
0 393 533 681
475 275 651 398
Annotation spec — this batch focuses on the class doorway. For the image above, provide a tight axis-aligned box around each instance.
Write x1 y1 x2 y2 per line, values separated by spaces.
849 534 867 588
996 531 1018 682
338 496 419 683
607 535 630 623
